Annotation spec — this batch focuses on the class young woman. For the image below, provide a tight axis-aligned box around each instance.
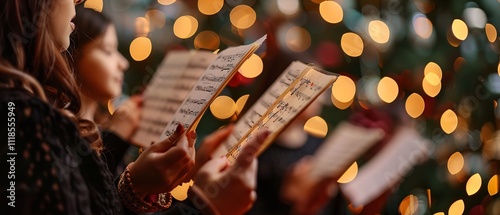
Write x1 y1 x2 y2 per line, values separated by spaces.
0 0 267 214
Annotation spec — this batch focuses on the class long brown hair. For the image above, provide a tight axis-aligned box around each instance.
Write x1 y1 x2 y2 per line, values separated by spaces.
0 0 102 151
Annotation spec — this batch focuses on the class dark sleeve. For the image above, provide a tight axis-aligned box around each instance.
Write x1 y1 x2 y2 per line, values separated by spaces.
101 130 130 174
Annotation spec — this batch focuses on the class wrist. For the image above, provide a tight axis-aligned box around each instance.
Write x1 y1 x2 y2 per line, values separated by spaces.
127 162 148 199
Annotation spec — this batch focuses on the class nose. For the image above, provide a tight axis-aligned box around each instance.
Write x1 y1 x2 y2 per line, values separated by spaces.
118 53 129 71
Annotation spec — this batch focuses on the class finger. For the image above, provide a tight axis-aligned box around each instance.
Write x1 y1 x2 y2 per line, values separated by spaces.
186 130 197 148
130 94 144 106
152 124 184 152
200 156 228 173
233 130 270 170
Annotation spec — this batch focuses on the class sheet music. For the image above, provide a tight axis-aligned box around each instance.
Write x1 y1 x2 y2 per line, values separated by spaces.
214 62 338 164
309 122 385 179
340 127 431 207
158 35 267 141
132 51 217 145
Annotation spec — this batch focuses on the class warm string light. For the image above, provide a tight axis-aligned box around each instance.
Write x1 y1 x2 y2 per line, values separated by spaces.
303 116 328 138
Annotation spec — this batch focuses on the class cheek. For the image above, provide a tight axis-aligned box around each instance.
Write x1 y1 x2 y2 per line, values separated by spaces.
79 55 121 98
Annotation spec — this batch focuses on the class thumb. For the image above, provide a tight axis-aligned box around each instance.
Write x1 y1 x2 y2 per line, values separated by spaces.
233 130 270 170
152 124 184 152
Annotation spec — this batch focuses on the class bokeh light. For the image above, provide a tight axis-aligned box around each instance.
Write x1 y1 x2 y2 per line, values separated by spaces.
434 213 445 215
447 152 464 175
466 173 482 196
230 5 257 29
440 109 458 134
173 15 198 39
285 27 312 52
198 0 224 15
448 199 465 215
422 77 441 97
319 1 343 24
331 94 354 110
170 180 193 201
135 17 150 37
145 9 166 29
194 31 220 50
235 95 249 115
129 37 152 61
239 54 263 78
341 32 364 57
210 96 236 120
337 162 358 183
277 0 300 16
405 93 425 118
452 19 468 41
332 76 356 103
84 0 103 12
413 13 433 39
424 62 443 79
485 23 497 43
488 175 498 196
158 0 175 5
377 77 399 103
368 20 391 44
399 195 418 215
304 116 328 138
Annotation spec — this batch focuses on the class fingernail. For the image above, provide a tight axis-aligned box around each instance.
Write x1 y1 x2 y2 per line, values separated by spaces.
175 124 183 135
188 131 197 139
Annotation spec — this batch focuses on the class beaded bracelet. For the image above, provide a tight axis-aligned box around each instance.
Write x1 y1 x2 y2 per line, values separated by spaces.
118 162 172 213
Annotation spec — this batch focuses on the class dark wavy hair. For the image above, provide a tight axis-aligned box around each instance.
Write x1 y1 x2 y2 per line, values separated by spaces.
0 0 102 152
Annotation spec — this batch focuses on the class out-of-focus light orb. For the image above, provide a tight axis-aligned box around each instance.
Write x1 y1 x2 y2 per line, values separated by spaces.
341 32 364 57
84 0 103 12
285 27 312 52
170 180 193 200
173 15 198 39
210 96 236 120
448 152 464 175
158 0 175 5
448 199 465 215
337 162 358 183
498 62 500 76
377 77 398 103
424 73 441 86
368 20 390 44
235 94 249 115
399 195 418 215
488 175 498 196
135 17 150 37
414 0 435 13
485 23 497 43
230 5 256 29
422 77 441 97
413 13 433 39
194 31 220 50
331 94 353 110
424 62 443 79
481 122 495 143
239 54 263 78
332 76 356 103
304 116 328 138
277 0 300 16
466 173 482 196
464 7 487 29
454 57 466 72
405 93 425 118
441 109 458 134
129 37 152 61
146 10 166 29
198 0 224 15
434 213 445 215
452 19 468 41
319 1 343 24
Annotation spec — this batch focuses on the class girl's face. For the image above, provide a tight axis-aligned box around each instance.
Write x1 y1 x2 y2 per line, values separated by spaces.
49 0 82 50
77 24 129 101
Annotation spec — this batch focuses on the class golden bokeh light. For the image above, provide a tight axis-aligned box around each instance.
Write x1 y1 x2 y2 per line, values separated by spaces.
341 32 364 57
198 0 224 15
129 37 152 61
368 20 391 44
454 57 465 72
194 31 220 50
466 173 482 196
413 15 433 39
434 213 445 215
107 100 116 115
239 54 264 78
488 175 498 196
447 152 464 175
170 180 193 201
481 122 495 143
441 109 458 134
304 116 328 138
277 0 300 15
424 62 443 79
424 72 441 86
84 0 103 12
332 76 356 103
448 199 465 215
405 93 425 118
235 94 249 115
230 5 256 29
331 94 354 110
319 1 343 24
399 195 418 215
285 27 312 52
452 19 468 41
146 10 166 29
422 77 441 97
377 77 399 103
158 0 175 5
135 17 150 37
485 23 497 43
338 162 358 184
498 62 500 76
173 15 198 39
210 96 236 120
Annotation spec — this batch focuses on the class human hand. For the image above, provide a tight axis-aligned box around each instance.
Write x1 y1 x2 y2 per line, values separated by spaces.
128 124 196 198
190 130 270 215
107 95 143 144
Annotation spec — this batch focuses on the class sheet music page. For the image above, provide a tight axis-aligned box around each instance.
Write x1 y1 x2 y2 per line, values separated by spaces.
219 62 338 164
340 127 431 207
132 50 216 145
309 122 385 179
158 35 267 141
